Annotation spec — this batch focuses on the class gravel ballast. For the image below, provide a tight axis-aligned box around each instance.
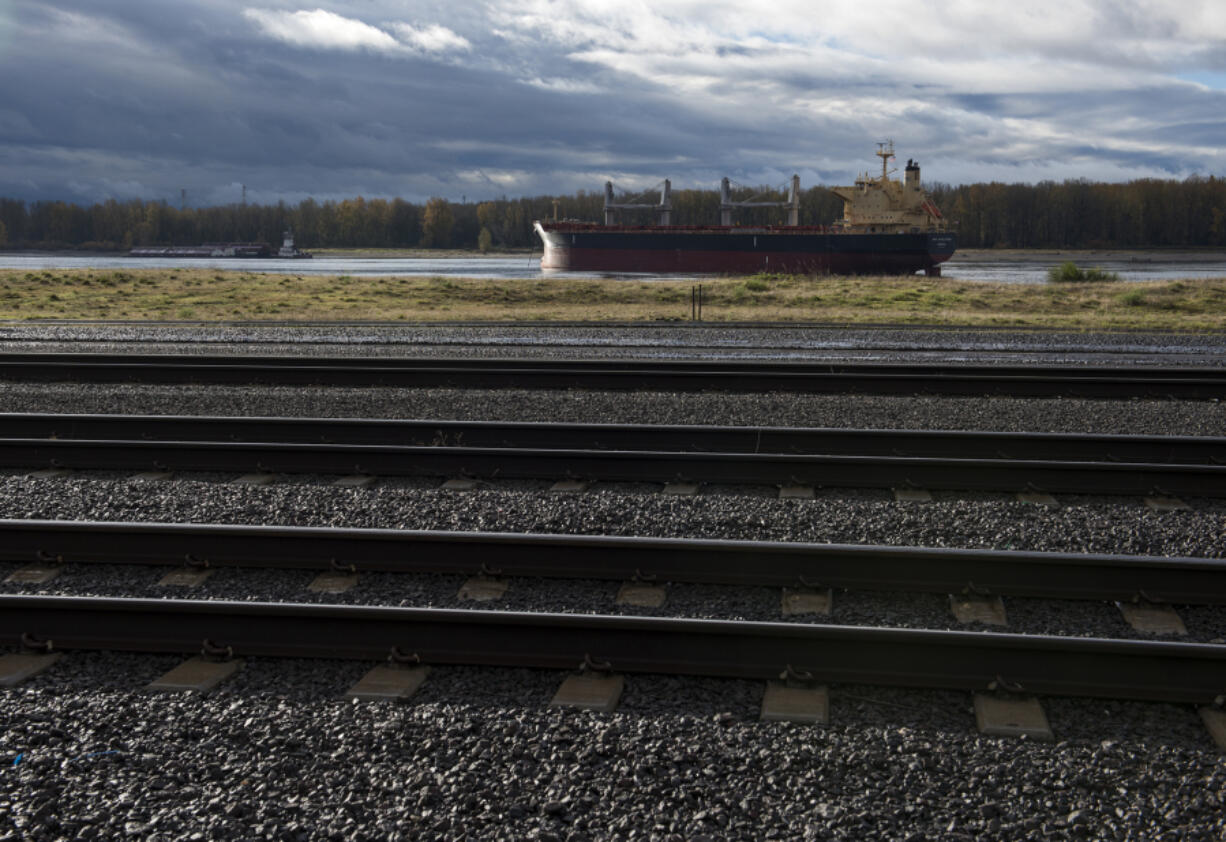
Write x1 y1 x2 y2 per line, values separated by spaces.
3 653 1224 841
1 322 1224 366
0 477 1224 641
2 324 1225 841
2 383 1226 436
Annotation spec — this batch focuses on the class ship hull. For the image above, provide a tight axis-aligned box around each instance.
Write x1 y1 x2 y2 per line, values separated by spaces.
535 224 956 275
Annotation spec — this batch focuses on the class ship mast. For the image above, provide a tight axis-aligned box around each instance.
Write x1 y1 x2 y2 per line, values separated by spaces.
877 140 895 182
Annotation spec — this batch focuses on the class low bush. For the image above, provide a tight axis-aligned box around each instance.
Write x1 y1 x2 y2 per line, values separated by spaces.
1047 261 1120 282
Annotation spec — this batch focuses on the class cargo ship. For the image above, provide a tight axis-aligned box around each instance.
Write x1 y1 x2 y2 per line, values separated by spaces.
130 230 312 259
534 143 955 275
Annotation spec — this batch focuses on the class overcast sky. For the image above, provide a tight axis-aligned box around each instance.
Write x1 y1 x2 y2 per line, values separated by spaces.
2 0 1225 207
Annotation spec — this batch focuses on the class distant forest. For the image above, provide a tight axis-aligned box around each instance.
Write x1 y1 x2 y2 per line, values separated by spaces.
2 176 1225 251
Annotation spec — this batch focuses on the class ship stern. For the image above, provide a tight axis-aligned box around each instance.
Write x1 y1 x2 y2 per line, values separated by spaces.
925 232 957 275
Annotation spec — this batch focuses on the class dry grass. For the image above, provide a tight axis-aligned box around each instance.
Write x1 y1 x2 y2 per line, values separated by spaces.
2 267 1225 330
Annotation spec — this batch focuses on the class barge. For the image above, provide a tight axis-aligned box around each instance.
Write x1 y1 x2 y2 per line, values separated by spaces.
130 230 311 259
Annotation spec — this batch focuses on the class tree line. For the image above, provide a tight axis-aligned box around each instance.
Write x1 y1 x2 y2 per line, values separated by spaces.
1 175 1224 251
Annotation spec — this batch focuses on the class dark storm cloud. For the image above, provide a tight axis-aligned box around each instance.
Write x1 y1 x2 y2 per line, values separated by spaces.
1 0 1225 206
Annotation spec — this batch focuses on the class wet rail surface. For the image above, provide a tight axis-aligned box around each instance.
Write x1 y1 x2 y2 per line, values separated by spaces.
6 519 1226 604
4 412 1224 496
1 352 1225 397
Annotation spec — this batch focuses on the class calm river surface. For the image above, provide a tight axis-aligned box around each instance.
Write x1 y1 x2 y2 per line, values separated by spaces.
1 252 1224 284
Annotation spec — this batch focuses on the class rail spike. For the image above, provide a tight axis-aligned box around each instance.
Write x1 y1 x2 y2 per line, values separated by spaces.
780 664 814 684
200 639 234 661
961 581 992 598
988 675 1025 694
579 653 613 674
388 646 420 665
20 632 53 653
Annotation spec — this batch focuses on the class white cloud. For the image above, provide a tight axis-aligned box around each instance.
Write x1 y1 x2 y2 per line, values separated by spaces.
390 23 471 53
522 77 604 94
490 0 1226 91
242 9 473 59
479 0 1226 183
242 8 400 52
6 0 1226 205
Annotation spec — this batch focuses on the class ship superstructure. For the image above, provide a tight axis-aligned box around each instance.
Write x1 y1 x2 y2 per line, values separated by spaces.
828 142 948 234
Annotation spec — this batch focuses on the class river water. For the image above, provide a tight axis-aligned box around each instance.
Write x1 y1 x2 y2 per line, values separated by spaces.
1 252 1223 284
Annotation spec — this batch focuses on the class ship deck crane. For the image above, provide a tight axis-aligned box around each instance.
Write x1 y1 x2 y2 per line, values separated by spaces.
604 181 672 225
719 175 801 226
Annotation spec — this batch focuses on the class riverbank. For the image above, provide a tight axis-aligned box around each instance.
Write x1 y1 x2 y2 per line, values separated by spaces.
6 247 1223 262
2 268 1225 329
308 247 536 259
954 248 1226 264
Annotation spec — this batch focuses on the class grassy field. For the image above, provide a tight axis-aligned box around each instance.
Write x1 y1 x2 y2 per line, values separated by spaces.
2 267 1225 330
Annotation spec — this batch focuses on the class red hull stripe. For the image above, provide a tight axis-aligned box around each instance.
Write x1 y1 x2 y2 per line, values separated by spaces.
541 248 953 274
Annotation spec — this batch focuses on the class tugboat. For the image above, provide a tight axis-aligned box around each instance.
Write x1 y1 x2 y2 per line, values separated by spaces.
277 229 312 259
534 142 956 275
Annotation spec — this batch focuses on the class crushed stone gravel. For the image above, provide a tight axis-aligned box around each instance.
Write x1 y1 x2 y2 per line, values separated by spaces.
0 476 1223 639
2 652 1223 841
1 322 1225 366
3 381 1226 436
2 324 1224 840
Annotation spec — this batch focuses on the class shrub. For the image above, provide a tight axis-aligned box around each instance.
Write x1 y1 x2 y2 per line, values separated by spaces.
1119 289 1146 307
1047 261 1119 282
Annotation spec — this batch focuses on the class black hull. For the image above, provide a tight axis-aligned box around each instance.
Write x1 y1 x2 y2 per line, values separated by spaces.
536 224 956 275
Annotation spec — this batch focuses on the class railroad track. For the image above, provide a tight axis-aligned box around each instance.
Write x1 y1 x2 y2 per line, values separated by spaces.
1 352 1225 397
6 412 1225 496
5 519 1226 604
8 339 1224 367
4 594 1224 703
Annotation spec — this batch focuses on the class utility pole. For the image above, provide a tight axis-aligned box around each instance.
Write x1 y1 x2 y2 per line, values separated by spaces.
241 184 247 206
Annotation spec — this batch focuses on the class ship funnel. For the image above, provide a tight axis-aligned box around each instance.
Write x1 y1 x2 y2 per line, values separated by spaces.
905 160 920 191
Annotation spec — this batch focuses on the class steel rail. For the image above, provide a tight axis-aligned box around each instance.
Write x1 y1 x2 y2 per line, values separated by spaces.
6 520 1226 604
0 353 1223 398
6 436 1224 496
4 595 1224 702
7 412 1225 465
